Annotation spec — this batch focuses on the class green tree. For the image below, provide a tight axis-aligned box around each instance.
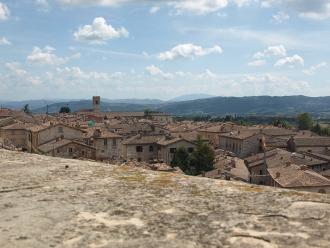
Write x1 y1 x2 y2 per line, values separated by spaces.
312 123 322 134
59 106 71 113
171 147 190 172
22 104 31 114
297 113 313 130
189 136 215 176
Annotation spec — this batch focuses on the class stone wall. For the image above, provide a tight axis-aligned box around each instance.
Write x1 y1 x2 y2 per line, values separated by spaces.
0 149 329 248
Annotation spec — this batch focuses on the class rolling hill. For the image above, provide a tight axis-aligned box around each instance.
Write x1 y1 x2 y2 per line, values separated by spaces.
4 95 330 117
157 96 330 116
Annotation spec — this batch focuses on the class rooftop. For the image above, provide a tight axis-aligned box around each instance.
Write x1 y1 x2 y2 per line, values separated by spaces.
268 164 330 188
0 149 329 247
220 130 260 140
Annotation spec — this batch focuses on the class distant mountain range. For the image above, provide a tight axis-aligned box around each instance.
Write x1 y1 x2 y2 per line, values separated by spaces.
2 95 330 117
157 96 330 117
169 94 215 102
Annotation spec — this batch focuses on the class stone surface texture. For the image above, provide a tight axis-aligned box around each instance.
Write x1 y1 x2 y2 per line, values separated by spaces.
0 149 329 248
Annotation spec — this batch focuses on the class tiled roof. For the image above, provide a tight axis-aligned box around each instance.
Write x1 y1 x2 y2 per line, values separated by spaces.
1 122 35 130
38 139 73 153
172 130 207 142
294 137 330 147
157 137 195 146
38 139 95 153
122 135 164 145
245 148 327 169
220 130 260 140
268 164 330 188
261 128 296 137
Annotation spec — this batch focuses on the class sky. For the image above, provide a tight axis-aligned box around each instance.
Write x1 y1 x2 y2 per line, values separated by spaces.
0 0 330 101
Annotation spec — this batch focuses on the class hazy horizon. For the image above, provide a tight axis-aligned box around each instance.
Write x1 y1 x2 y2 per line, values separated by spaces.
1 0 330 100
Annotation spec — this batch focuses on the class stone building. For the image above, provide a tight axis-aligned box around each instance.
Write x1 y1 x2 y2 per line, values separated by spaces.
0 123 34 151
198 123 238 148
29 123 86 152
157 137 196 164
122 135 163 162
38 138 96 160
122 134 196 164
91 129 123 161
219 130 263 158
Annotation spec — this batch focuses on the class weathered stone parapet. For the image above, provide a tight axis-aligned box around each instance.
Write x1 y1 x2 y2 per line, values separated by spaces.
0 149 329 248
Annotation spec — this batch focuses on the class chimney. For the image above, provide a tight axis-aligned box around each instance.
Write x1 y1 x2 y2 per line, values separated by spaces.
275 172 281 178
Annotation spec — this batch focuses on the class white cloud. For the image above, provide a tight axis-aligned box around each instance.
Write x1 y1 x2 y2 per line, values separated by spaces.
248 60 266 67
36 0 49 7
145 65 173 80
54 0 330 20
260 0 330 20
303 62 327 75
35 0 50 11
0 2 10 21
169 0 228 15
74 17 129 44
27 46 77 66
149 6 160 14
159 43 223 61
0 37 11 45
253 45 287 59
58 0 128 6
233 0 254 7
272 11 289 24
274 54 304 67
5 62 41 86
55 66 109 80
240 73 310 95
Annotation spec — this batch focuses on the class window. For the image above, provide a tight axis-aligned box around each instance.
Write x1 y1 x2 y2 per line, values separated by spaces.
136 146 143 152
170 148 177 154
149 145 154 152
57 149 60 153
259 170 263 175
112 139 117 147
188 147 194 153
58 126 64 133
82 151 85 156
68 148 73 153
104 139 108 146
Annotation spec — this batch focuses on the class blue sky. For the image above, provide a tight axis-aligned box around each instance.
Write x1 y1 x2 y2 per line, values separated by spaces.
0 0 330 100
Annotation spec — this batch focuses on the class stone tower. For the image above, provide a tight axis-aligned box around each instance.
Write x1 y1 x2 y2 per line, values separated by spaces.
93 96 101 112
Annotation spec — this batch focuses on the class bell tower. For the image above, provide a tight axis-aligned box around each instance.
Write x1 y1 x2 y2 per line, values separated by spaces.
93 96 100 112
